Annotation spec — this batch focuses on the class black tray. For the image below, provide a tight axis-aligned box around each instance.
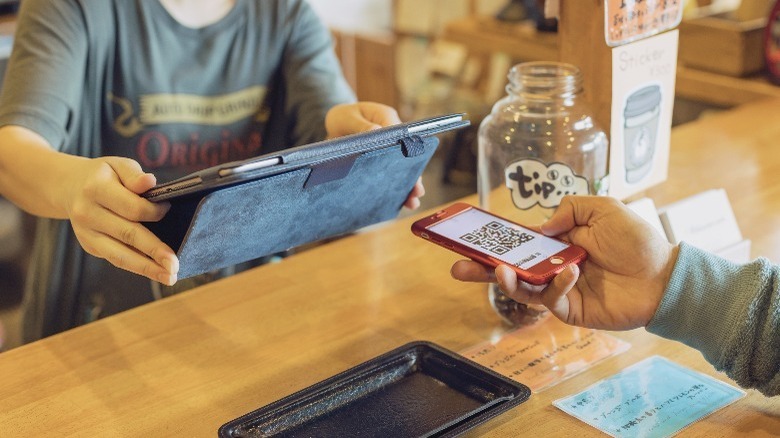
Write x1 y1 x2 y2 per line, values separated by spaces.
218 341 531 437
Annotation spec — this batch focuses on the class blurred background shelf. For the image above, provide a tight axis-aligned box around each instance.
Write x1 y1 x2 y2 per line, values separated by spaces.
442 15 780 109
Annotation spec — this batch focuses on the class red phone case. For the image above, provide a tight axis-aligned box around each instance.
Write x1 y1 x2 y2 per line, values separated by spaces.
411 202 587 285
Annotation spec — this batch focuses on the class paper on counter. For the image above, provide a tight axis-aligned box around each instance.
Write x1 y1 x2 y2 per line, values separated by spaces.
658 188 743 253
553 356 745 438
461 314 630 392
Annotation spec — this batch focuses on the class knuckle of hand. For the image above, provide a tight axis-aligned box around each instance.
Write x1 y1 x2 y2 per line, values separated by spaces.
70 202 90 223
128 203 147 221
82 179 100 199
106 253 127 270
147 245 162 262
87 162 113 188
79 241 98 257
118 226 137 246
141 261 158 279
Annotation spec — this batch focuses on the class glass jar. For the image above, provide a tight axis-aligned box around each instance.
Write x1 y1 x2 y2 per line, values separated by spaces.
477 61 608 326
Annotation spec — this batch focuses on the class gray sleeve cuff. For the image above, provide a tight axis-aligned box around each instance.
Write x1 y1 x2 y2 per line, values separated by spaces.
647 242 780 395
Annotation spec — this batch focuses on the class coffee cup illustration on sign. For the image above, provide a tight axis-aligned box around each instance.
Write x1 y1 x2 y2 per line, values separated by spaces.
623 84 662 184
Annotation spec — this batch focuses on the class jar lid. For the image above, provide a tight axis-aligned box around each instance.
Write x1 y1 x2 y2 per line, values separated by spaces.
623 85 662 118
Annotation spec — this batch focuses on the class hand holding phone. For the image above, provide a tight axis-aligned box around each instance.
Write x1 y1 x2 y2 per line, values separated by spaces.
411 202 587 285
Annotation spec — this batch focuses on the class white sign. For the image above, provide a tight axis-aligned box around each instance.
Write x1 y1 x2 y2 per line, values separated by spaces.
658 189 743 253
609 30 678 199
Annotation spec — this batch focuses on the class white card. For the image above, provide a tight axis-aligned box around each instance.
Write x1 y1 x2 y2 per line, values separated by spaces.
659 189 743 253
609 30 678 200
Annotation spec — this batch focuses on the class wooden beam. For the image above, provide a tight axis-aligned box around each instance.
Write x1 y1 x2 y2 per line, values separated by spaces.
558 0 613 136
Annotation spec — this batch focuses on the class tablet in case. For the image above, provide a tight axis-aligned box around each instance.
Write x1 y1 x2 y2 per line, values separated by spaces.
143 114 469 279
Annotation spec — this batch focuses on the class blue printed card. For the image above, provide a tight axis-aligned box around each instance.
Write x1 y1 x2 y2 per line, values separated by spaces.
553 356 745 437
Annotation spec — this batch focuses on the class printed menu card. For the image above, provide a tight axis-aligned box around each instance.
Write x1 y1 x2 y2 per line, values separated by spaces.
461 313 630 392
553 356 745 437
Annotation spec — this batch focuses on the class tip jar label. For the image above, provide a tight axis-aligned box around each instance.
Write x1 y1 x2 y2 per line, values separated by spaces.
505 158 590 210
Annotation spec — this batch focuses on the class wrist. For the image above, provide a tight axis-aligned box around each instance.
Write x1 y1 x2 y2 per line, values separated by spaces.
641 243 680 327
644 243 680 327
659 244 680 298
646 242 760 367
56 154 93 219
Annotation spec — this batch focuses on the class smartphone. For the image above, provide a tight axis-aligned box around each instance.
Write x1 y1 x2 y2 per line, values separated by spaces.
411 202 587 285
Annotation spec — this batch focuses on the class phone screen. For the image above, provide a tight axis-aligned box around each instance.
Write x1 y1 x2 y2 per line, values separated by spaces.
427 207 568 270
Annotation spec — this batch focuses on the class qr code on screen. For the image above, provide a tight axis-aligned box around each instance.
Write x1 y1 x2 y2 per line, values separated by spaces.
459 221 534 255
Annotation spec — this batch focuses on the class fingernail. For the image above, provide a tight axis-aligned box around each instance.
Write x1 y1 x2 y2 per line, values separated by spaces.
159 273 177 286
141 172 157 185
162 257 179 275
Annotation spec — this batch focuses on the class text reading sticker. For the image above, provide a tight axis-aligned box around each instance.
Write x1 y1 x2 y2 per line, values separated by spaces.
554 356 745 437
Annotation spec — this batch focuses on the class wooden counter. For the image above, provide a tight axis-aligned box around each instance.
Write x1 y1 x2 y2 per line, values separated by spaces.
1 99 780 435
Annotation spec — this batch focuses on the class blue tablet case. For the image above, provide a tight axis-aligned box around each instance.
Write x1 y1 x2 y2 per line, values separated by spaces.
144 115 469 279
